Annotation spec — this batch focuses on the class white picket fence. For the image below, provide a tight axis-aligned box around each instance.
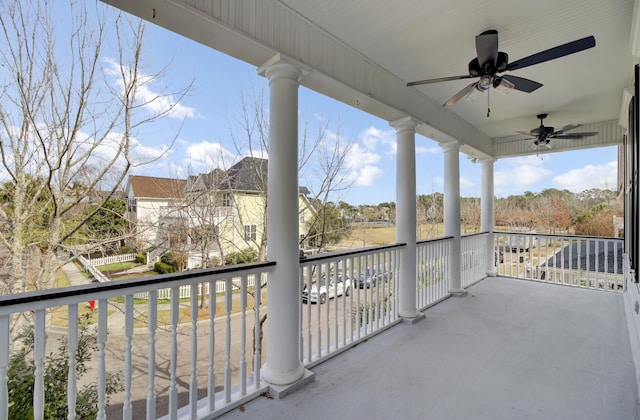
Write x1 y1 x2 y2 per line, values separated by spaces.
89 253 137 267
133 274 260 300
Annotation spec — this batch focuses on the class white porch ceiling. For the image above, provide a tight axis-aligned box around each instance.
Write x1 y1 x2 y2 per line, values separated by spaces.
102 0 637 159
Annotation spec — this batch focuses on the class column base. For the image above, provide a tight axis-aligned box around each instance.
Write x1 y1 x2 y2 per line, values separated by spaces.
402 313 426 325
266 369 315 399
450 289 468 297
261 361 305 387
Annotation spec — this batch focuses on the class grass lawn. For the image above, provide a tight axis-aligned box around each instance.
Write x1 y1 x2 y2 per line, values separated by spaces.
97 261 138 272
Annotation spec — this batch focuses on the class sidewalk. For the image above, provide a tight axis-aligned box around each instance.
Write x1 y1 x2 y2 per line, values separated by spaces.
57 253 93 287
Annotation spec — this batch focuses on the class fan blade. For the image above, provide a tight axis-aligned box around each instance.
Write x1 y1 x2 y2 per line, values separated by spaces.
502 75 543 93
476 29 498 68
516 131 532 135
407 74 474 87
443 83 477 107
505 35 595 71
558 124 580 132
552 132 598 139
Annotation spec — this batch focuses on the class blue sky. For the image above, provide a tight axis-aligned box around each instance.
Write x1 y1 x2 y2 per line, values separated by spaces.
123 13 619 205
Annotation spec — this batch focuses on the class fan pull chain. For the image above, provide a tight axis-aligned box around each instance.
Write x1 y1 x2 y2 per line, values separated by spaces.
486 88 490 118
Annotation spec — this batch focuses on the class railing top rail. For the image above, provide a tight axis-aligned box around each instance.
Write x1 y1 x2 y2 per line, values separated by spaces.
0 260 276 308
416 236 454 246
301 243 406 263
461 231 490 238
497 231 623 241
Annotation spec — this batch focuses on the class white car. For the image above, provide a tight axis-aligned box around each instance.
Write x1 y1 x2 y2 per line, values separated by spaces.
302 273 351 304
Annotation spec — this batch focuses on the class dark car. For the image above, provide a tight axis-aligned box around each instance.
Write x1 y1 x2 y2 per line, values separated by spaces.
353 268 388 288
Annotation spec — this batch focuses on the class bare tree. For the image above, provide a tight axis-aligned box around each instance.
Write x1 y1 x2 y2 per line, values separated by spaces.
228 87 355 257
0 0 191 313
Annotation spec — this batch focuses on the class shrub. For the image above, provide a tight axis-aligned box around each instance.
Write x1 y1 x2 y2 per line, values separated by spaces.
8 315 122 419
117 244 135 255
225 248 258 265
154 261 176 274
134 253 146 264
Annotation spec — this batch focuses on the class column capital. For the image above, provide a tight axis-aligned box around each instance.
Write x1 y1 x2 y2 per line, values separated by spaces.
439 141 460 153
390 116 420 133
479 157 496 165
258 53 308 83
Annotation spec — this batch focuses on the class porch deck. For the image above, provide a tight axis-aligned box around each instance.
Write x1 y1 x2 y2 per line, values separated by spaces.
220 276 638 420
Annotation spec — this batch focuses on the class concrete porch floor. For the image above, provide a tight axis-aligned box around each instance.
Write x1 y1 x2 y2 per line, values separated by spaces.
220 277 639 420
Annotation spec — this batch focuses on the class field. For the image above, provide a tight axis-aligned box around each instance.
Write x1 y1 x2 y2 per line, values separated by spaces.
335 223 449 250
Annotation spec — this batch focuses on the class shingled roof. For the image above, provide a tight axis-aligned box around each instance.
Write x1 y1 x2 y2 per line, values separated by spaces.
127 175 186 199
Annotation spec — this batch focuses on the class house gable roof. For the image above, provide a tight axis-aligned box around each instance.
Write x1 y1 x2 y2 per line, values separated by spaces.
127 175 186 199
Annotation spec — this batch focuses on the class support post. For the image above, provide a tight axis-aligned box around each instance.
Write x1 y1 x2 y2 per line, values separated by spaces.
258 56 305 386
441 142 464 294
391 117 423 322
480 158 495 274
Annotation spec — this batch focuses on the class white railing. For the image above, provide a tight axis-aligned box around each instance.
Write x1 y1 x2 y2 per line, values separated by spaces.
461 232 490 288
416 237 452 310
76 254 110 283
89 253 137 267
299 244 402 367
494 232 624 292
133 277 257 300
0 261 275 420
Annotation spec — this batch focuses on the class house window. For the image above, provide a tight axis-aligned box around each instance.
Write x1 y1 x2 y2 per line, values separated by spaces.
222 192 232 207
127 198 137 213
244 224 257 241
299 212 305 224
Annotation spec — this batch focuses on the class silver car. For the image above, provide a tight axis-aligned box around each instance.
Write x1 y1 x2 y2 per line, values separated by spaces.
302 273 351 304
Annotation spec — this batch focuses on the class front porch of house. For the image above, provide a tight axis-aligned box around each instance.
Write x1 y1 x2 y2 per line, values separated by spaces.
0 231 637 419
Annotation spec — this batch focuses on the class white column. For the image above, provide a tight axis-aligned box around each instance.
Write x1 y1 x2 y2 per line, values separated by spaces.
259 57 305 386
391 117 420 319
441 142 463 294
480 158 495 273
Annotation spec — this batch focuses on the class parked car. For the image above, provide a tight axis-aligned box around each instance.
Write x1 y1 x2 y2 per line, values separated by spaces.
353 267 389 288
302 273 351 304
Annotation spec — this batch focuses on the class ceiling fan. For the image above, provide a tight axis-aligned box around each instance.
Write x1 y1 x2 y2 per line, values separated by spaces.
519 113 598 152
406 30 596 109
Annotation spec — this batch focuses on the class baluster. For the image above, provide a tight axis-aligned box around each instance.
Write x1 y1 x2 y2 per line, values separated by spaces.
190 284 198 419
123 295 133 420
33 309 45 420
604 240 610 289
97 299 107 420
208 280 216 412
304 265 312 363
240 275 247 396
315 264 322 357
299 264 304 364
169 287 179 419
254 273 262 389
586 239 592 287
568 238 574 285
67 304 78 420
347 257 354 343
578 239 583 286
0 315 8 420
147 291 157 420
355 256 362 338
333 260 339 346
224 277 232 403
595 240 600 288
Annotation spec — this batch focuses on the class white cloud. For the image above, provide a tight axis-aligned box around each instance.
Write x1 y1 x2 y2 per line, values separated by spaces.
360 126 396 155
104 57 200 120
183 141 237 173
494 156 552 192
344 143 384 187
553 161 617 192
416 145 440 155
